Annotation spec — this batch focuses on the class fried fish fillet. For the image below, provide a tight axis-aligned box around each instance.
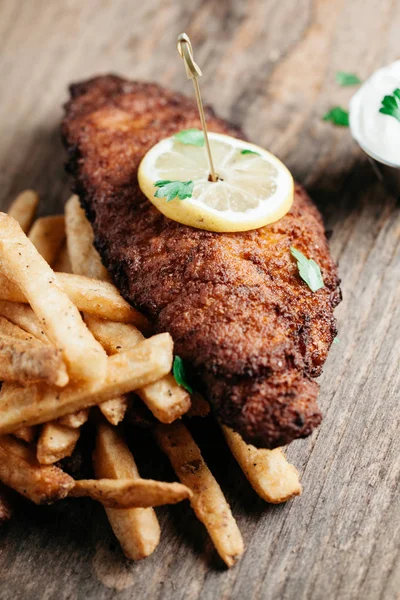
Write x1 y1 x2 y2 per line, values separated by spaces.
62 75 341 449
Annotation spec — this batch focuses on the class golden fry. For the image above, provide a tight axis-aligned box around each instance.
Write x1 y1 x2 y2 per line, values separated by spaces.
37 422 80 465
58 409 89 429
53 243 72 273
81 318 134 423
0 270 149 329
0 326 68 387
0 315 33 339
154 421 244 567
13 426 37 443
0 300 48 342
65 195 111 281
0 435 74 503
0 333 173 433
84 316 144 353
64 204 129 424
221 426 302 503
7 190 39 233
55 273 150 327
0 213 107 382
98 397 129 426
94 420 161 560
28 215 66 266
70 477 192 508
86 316 191 423
136 374 191 423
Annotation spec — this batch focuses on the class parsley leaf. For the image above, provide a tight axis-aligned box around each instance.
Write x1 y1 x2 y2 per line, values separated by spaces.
290 247 324 292
174 128 205 146
379 88 400 123
323 107 349 127
241 149 260 156
173 356 193 394
335 71 361 86
154 180 194 202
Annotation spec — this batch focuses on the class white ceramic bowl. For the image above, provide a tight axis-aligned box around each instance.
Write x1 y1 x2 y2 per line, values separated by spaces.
349 60 400 194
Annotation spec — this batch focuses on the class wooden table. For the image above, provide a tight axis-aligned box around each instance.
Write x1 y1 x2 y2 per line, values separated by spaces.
0 1 399 598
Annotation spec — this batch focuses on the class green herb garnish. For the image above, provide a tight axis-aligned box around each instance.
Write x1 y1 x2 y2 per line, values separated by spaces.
379 88 400 123
290 247 324 292
333 337 340 344
323 107 349 127
173 356 193 394
154 180 194 202
241 149 260 156
335 71 361 86
174 128 205 146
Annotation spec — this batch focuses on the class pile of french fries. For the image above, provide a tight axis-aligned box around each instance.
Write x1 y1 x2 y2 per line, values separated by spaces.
0 191 302 567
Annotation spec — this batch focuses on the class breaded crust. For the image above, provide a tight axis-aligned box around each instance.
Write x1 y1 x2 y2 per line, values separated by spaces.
62 75 341 448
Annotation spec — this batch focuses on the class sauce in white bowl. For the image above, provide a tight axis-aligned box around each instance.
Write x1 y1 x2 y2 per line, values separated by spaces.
349 60 400 168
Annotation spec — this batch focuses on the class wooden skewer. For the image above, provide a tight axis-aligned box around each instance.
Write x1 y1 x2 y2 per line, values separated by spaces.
177 33 218 182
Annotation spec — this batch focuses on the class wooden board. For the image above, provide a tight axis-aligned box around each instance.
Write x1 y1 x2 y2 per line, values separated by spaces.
0 1 399 598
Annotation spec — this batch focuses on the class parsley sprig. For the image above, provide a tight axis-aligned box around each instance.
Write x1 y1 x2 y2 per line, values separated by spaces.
379 88 400 123
172 356 193 394
174 129 205 146
154 180 194 202
323 107 349 127
335 71 361 86
241 149 260 156
290 247 324 292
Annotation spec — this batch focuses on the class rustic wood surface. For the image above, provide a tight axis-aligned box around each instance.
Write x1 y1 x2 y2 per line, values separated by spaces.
0 0 399 598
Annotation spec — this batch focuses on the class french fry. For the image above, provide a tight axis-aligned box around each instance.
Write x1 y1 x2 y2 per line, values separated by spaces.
94 420 161 560
84 317 144 354
0 435 74 503
0 483 13 524
37 422 81 465
89 316 140 423
70 477 192 508
34 219 91 429
97 397 129 426
0 316 67 386
0 271 149 329
0 333 173 433
64 206 130 424
0 327 69 387
8 391 38 446
136 374 190 423
85 316 191 423
65 195 111 281
7 190 39 233
0 315 34 340
14 426 37 443
0 300 48 342
221 426 302 503
28 215 66 266
58 409 89 429
82 319 142 432
154 421 244 567
58 274 149 328
53 243 72 273
0 213 107 382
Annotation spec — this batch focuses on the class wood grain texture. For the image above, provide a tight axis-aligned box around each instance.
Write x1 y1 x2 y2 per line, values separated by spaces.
0 0 399 598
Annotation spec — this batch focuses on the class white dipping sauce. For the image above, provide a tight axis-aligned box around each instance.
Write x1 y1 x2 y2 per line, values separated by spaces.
349 60 400 167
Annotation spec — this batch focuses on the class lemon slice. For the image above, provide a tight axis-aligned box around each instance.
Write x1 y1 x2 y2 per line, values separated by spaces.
138 132 294 232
